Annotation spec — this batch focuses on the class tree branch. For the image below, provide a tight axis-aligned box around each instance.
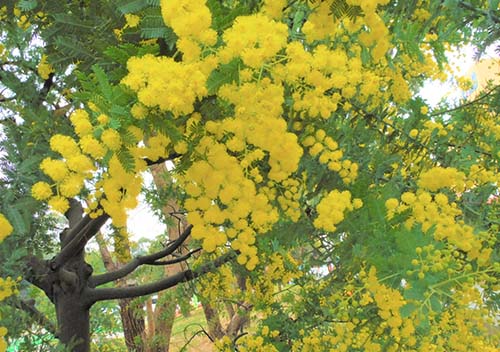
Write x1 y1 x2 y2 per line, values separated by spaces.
87 250 237 303
150 248 202 266
144 152 182 166
89 225 193 287
429 85 499 118
50 214 109 271
24 255 51 295
458 1 500 24
95 232 117 271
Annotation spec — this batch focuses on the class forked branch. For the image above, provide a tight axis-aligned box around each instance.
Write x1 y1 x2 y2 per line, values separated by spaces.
89 225 193 287
87 250 237 302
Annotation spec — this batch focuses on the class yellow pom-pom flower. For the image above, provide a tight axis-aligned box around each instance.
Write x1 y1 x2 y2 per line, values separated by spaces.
40 158 69 182
48 196 70 214
31 182 53 200
101 129 122 151
0 214 13 242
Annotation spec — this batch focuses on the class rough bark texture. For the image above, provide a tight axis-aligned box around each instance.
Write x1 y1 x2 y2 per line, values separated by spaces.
49 204 92 351
152 288 176 352
145 298 156 352
119 298 146 352
201 301 225 341
56 293 90 352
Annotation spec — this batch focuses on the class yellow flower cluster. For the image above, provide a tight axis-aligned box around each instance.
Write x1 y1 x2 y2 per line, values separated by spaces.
242 253 303 305
303 0 390 62
285 42 348 118
161 0 216 61
101 129 122 151
416 284 500 351
0 277 17 301
182 138 278 270
196 263 236 305
37 54 54 80
34 106 148 227
0 214 13 242
142 132 171 162
218 80 303 182
0 215 16 351
70 109 94 138
314 190 362 232
224 334 278 352
412 120 450 142
386 190 486 260
292 328 339 352
418 166 465 192
124 14 140 28
364 267 406 332
0 326 7 352
219 14 288 68
35 133 96 213
93 156 143 227
122 54 216 116
161 0 216 45
261 0 286 19
302 129 358 184
113 228 133 263
302 1 340 42
275 178 302 221
467 164 500 186
31 181 52 201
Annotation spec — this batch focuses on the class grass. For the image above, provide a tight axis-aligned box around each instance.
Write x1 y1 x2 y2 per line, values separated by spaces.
169 307 213 351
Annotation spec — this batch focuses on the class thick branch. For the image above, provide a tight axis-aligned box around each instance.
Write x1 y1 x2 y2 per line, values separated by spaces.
50 214 109 271
25 255 51 295
88 250 237 303
89 224 193 287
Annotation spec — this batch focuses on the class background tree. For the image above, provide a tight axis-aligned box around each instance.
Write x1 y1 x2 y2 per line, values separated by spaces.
0 0 499 351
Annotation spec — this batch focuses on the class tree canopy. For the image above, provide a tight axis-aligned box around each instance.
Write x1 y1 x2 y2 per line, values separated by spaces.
0 0 499 351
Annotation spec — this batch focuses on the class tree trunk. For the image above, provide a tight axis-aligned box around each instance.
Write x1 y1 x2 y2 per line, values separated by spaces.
96 232 146 352
145 298 155 352
152 290 176 352
56 292 90 352
149 163 187 352
202 301 224 340
119 297 146 352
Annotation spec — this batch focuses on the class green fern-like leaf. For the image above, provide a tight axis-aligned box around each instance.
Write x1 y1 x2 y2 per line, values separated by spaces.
329 0 363 21
52 36 98 67
18 0 38 11
5 207 28 235
151 115 183 143
116 149 136 173
146 0 161 6
118 0 149 14
92 65 113 101
140 13 176 40
206 59 240 95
